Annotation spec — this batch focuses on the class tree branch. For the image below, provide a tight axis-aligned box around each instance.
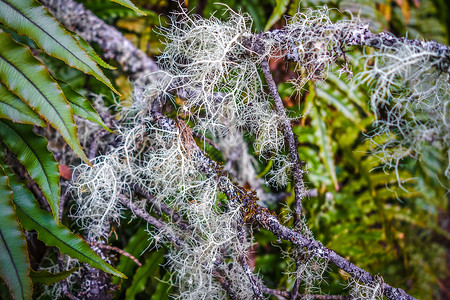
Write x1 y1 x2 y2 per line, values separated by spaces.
118 195 183 247
261 57 305 222
87 240 142 267
260 24 450 74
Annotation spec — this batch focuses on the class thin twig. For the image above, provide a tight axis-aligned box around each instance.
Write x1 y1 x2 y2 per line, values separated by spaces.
261 286 290 299
290 277 302 300
134 184 190 231
88 129 109 160
87 240 142 267
239 255 264 300
59 184 69 223
191 130 221 152
118 195 183 247
260 58 305 223
261 284 351 299
212 269 237 300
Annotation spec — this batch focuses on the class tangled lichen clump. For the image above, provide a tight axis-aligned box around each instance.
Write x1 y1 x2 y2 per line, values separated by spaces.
345 273 384 300
263 7 365 89
361 44 450 181
158 8 264 133
157 7 294 182
283 218 329 298
71 106 257 298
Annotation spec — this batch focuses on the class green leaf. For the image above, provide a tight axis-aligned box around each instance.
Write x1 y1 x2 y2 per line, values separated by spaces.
0 119 60 221
0 83 45 126
316 86 364 130
72 35 115 70
30 268 77 285
326 73 371 115
3 169 125 278
0 165 32 300
125 250 164 299
57 80 111 132
0 0 119 94
0 31 89 164
110 0 146 16
264 0 289 31
311 105 339 190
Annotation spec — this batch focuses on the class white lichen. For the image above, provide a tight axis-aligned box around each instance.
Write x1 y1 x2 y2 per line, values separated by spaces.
284 218 328 298
360 43 450 182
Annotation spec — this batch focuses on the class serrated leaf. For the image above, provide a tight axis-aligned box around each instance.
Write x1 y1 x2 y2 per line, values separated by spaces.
316 86 365 130
311 106 339 190
0 119 60 221
0 165 32 300
72 35 115 70
264 0 289 31
0 83 45 126
0 31 89 164
326 74 371 114
2 167 125 279
30 268 77 285
125 250 164 299
110 0 146 16
57 80 111 132
0 0 119 94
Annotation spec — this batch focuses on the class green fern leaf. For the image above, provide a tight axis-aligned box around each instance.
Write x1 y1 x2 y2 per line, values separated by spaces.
30 268 78 285
4 168 126 278
0 0 119 94
0 165 31 300
0 119 60 222
72 34 115 70
264 0 289 31
316 85 365 130
57 80 111 132
114 228 147 283
311 105 339 190
0 30 89 164
125 250 164 299
0 83 45 126
110 0 146 15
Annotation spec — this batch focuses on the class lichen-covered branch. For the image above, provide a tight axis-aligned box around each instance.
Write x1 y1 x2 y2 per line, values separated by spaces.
118 195 183 247
261 57 305 221
150 111 416 300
